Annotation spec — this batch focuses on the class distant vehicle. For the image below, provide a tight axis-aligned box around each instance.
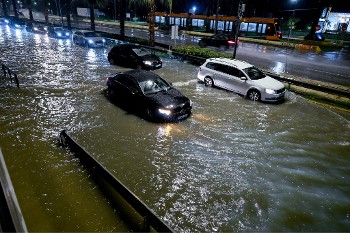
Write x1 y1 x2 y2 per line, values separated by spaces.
304 32 325 41
26 22 47 34
108 44 162 70
47 26 70 39
6 17 26 29
106 70 192 122
0 17 7 25
72 30 105 47
197 58 286 102
198 34 237 48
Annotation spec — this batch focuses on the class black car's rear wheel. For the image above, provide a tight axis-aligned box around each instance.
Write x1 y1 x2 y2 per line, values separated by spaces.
109 58 115 65
204 77 214 87
247 89 261 101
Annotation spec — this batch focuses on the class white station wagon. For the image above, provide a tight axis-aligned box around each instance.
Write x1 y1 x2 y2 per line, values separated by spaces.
197 58 286 102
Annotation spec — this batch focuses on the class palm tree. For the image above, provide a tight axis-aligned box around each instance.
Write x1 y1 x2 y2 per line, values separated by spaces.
148 0 155 46
11 0 18 18
1 0 8 16
27 0 34 22
87 0 96 31
65 0 72 30
119 0 126 40
43 0 49 24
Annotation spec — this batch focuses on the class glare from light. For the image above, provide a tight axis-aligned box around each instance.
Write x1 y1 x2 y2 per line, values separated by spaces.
87 49 96 61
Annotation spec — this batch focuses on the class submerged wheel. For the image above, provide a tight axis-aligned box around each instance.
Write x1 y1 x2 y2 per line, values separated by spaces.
247 89 261 101
204 77 214 87
109 58 115 65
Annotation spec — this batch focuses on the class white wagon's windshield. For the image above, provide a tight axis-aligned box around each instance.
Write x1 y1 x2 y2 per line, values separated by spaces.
243 66 266 80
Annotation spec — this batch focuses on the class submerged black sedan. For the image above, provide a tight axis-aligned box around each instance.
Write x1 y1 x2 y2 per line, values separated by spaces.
106 70 192 122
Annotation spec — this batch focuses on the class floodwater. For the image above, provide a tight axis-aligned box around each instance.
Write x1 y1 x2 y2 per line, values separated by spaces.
1 25 350 232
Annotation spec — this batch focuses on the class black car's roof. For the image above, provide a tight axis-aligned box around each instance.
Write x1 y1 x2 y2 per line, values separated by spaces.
122 70 161 82
113 43 139 49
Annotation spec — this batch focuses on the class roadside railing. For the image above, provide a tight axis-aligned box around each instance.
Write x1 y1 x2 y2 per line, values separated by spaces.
0 148 28 232
1 63 19 88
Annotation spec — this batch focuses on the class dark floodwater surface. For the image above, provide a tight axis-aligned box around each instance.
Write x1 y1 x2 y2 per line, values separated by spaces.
1 26 350 232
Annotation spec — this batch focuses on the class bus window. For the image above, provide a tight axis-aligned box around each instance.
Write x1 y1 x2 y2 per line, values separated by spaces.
240 22 248 31
198 19 205 27
248 23 257 32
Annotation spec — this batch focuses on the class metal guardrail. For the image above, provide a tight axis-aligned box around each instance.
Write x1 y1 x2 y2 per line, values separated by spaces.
0 148 28 232
1 63 19 87
59 130 173 232
265 72 350 98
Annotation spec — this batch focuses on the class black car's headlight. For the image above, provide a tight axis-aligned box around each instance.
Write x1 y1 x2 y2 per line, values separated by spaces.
158 108 172 116
143 61 152 66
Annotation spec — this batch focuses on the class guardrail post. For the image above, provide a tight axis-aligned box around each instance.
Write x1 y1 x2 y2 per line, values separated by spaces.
1 63 20 88
14 73 19 88
2 64 6 77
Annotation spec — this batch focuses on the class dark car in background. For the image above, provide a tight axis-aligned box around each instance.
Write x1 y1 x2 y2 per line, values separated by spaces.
47 26 70 39
5 17 26 29
26 22 47 34
72 30 105 47
198 34 237 48
106 70 192 122
108 44 162 70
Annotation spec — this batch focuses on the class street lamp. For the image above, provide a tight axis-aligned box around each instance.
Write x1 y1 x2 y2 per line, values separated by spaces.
288 0 297 40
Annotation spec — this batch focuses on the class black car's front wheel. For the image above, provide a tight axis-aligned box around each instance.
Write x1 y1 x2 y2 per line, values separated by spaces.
204 77 214 87
247 89 261 101
109 58 115 65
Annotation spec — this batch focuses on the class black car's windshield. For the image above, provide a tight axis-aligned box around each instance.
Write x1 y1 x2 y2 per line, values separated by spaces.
84 32 98 37
132 47 151 56
243 66 266 80
139 78 171 95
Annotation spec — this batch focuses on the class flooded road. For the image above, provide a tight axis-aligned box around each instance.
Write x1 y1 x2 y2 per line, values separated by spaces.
1 25 350 232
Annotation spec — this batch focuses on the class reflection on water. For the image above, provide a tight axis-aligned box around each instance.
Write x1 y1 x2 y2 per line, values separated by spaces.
1 25 350 232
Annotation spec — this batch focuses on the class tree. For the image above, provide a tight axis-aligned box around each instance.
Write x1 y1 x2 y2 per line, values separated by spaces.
119 0 126 40
11 0 19 18
87 0 96 31
1 0 8 16
65 0 72 30
27 0 34 21
149 0 155 46
43 0 49 24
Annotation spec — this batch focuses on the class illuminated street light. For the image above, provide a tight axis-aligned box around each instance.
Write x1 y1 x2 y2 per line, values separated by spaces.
288 0 298 40
192 6 196 14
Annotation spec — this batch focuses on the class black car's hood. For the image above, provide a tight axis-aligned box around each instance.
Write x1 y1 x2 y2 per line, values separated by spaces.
147 88 189 108
141 54 160 62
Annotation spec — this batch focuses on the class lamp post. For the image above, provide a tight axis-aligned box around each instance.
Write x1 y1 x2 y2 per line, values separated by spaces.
288 0 297 41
